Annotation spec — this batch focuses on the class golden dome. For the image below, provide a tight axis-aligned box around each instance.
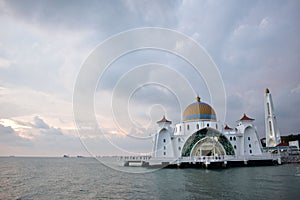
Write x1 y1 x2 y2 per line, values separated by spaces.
182 97 216 122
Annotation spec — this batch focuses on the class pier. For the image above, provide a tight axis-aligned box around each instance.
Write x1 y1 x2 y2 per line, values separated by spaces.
119 154 280 169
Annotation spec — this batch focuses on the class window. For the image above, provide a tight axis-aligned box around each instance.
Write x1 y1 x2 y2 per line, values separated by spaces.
267 103 270 115
196 124 199 130
207 123 209 127
233 137 236 141
230 137 232 141
216 124 218 129
187 124 190 130
179 126 181 132
248 137 250 141
178 138 181 142
163 139 166 143
163 152 166 156
234 145 236 149
249 144 251 148
269 121 273 135
250 150 252 154
164 146 166 150
178 146 181 150
175 127 177 132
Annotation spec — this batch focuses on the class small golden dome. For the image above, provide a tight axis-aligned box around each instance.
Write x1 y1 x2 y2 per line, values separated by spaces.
182 97 216 122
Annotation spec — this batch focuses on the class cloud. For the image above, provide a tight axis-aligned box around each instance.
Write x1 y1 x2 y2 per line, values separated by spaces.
41 127 63 136
33 116 50 129
291 84 300 94
32 116 63 135
0 0 300 156
0 123 14 134
0 56 14 68
0 124 31 146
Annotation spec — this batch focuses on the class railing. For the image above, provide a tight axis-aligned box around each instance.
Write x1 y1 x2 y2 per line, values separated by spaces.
180 155 236 163
233 153 276 161
118 155 151 161
119 153 277 163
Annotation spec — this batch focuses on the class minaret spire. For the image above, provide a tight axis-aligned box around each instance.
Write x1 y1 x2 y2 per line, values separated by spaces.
264 88 281 147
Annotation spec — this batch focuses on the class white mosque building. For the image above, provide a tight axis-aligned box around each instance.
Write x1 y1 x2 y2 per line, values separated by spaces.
122 89 281 168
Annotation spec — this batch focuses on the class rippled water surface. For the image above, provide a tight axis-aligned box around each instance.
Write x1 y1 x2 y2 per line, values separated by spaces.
0 157 299 199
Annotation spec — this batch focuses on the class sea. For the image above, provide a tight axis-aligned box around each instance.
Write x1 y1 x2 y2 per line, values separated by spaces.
0 157 299 200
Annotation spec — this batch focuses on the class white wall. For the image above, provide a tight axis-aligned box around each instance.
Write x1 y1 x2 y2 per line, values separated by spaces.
244 126 262 155
154 128 174 158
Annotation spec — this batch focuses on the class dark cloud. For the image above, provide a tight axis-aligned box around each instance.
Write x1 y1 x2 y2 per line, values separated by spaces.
0 124 31 146
0 123 14 134
33 116 50 129
2 0 180 33
33 116 63 135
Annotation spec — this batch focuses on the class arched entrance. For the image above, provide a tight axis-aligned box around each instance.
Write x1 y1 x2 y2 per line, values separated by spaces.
268 138 275 147
190 137 226 157
181 127 235 157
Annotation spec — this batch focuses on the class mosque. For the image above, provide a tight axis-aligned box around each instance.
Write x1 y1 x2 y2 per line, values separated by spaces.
122 89 281 168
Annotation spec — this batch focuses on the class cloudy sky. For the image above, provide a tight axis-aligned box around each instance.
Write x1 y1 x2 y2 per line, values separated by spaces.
0 0 299 156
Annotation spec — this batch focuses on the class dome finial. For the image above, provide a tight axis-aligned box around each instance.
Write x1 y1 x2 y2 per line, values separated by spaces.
196 96 201 102
265 88 270 94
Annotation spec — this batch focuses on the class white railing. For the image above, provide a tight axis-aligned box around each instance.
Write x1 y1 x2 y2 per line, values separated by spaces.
180 155 236 163
119 153 277 163
118 155 151 161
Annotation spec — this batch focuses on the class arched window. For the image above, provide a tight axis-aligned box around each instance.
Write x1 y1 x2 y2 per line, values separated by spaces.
269 121 273 135
163 139 166 143
179 126 181 132
230 137 232 141
207 123 209 127
234 145 236 149
187 124 190 130
164 146 166 150
249 144 251 148
178 146 181 150
233 137 236 141
248 137 250 141
249 150 252 154
178 138 181 142
267 103 270 115
196 124 199 130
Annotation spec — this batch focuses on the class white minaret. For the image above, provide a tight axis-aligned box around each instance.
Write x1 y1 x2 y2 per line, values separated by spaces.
264 88 281 147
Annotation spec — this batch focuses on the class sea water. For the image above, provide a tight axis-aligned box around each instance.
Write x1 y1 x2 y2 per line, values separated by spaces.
0 157 299 199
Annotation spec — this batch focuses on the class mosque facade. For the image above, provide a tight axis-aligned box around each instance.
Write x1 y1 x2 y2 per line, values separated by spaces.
122 89 281 168
148 89 280 167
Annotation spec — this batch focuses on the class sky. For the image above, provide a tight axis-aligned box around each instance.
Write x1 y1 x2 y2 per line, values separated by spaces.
0 0 299 156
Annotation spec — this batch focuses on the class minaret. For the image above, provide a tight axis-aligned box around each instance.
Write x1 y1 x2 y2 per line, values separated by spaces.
264 88 281 147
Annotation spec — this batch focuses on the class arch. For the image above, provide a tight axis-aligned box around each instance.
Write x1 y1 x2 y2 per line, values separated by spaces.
181 128 235 157
269 138 275 146
159 128 168 133
190 137 226 157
